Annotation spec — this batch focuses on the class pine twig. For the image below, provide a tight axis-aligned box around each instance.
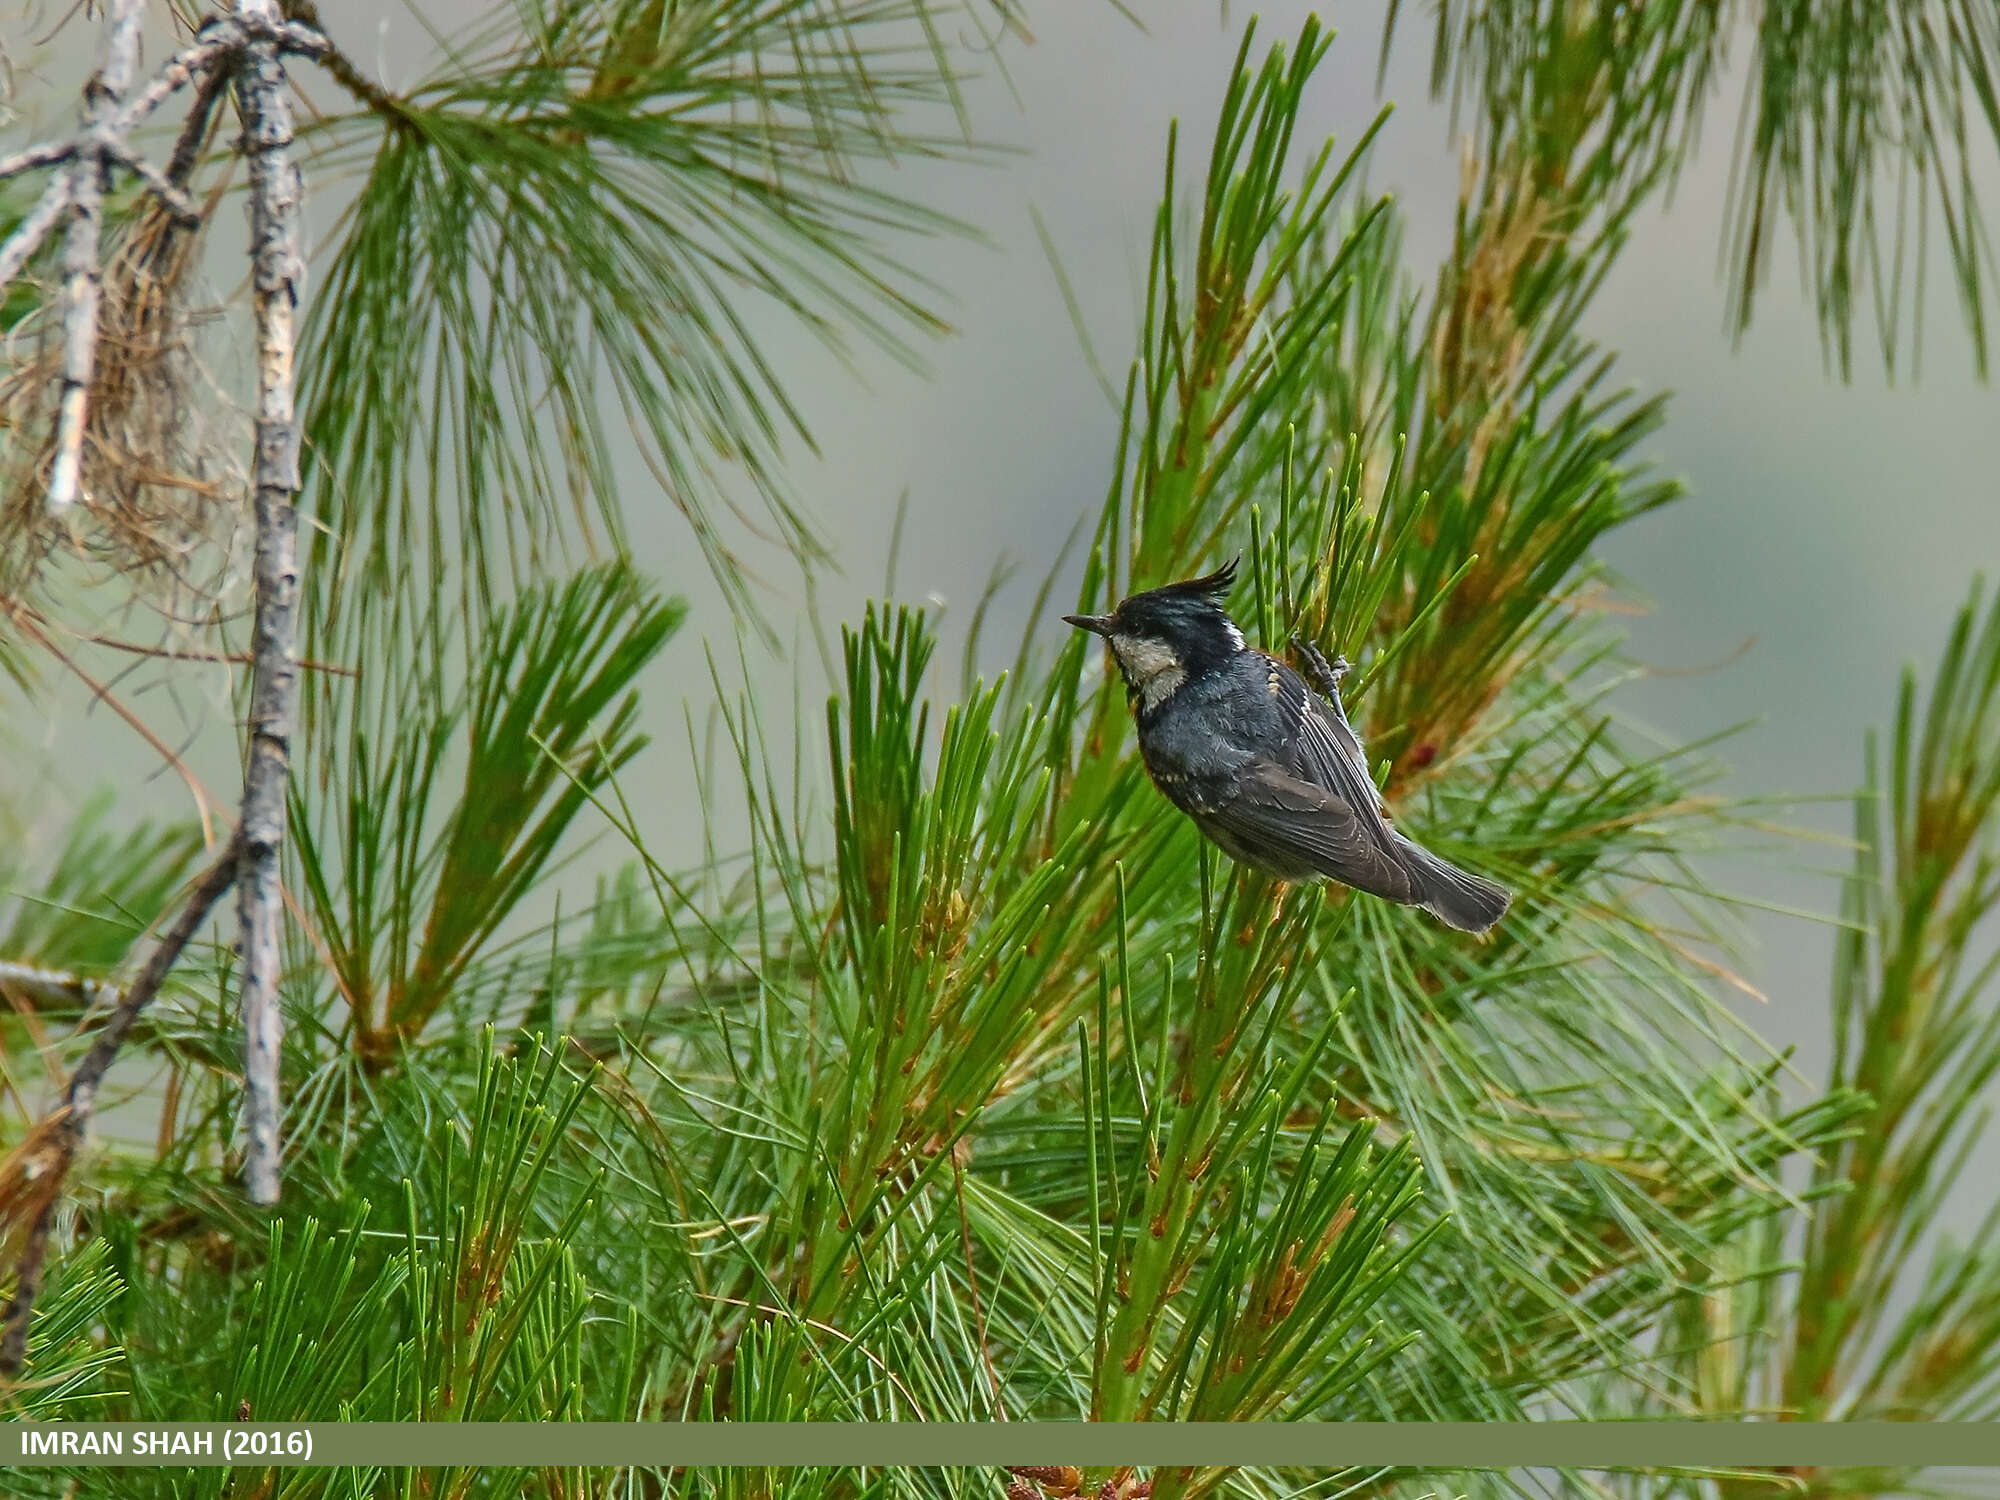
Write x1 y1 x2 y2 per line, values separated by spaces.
0 842 239 1374
230 0 308 1209
278 0 407 122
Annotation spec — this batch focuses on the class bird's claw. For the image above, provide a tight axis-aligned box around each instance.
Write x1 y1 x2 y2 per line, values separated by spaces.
1289 635 1351 696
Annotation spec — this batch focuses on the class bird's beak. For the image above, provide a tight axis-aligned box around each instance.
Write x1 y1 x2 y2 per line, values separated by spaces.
1064 613 1114 637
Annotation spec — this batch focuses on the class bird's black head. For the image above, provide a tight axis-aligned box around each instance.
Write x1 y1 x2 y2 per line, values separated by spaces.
1064 559 1246 710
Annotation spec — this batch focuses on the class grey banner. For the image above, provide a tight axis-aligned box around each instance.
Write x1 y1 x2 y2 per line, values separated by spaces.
4 1422 2000 1469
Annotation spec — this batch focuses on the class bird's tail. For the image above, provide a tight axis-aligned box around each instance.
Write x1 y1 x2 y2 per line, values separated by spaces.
1391 833 1511 934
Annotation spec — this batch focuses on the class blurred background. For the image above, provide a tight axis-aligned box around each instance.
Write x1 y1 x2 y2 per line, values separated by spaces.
8 1 1996 1201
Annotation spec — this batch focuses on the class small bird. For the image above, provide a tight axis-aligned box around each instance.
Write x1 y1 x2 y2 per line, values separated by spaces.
1065 559 1511 933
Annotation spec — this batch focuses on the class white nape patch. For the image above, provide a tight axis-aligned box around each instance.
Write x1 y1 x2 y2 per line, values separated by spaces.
1110 633 1187 710
1222 618 1245 651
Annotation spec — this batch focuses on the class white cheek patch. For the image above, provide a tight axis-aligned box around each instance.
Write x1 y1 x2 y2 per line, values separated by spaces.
1222 619 1245 651
1111 634 1187 710
1111 634 1179 679
1139 667 1187 710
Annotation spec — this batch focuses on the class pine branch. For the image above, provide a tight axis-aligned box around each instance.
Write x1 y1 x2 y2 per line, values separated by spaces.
1387 0 2000 380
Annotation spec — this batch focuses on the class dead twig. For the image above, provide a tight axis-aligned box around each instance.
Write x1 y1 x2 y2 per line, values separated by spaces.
4 602 225 849
83 632 357 678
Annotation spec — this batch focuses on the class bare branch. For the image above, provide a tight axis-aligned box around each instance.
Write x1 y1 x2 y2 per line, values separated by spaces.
0 178 72 296
0 10 353 374
0 18 257 304
43 171 105 514
106 145 202 225
0 142 73 181
44 0 146 516
108 26 248 138
163 67 233 190
0 842 238 1374
230 0 307 1209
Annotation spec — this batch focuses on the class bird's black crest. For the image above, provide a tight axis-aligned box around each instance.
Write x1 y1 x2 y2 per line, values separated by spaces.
1122 557 1239 616
1153 557 1238 603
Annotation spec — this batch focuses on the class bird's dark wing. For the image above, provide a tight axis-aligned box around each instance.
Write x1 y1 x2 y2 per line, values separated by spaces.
1199 759 1416 901
1252 653 1396 851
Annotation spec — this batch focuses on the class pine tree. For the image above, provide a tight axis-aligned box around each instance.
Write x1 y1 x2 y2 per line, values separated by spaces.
2 3 1997 1497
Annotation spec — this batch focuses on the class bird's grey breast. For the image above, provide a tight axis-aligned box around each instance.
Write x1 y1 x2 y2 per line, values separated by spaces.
1136 656 1276 812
